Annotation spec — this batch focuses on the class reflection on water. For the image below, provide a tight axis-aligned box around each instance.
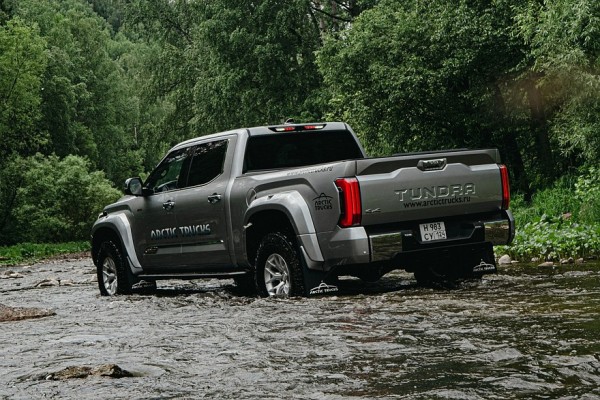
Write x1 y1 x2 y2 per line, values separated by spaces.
1 261 599 399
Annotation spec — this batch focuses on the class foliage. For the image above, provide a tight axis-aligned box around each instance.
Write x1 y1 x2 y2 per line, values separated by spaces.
6 154 121 244
500 168 600 261
12 0 142 183
501 216 600 262
0 18 48 161
0 241 89 266
574 167 600 223
513 0 600 168
126 0 324 148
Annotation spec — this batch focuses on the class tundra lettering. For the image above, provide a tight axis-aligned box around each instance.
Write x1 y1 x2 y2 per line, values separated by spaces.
395 183 476 202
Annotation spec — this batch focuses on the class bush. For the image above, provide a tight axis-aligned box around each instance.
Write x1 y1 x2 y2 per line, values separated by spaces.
500 167 600 261
574 167 600 224
501 215 600 261
8 154 121 243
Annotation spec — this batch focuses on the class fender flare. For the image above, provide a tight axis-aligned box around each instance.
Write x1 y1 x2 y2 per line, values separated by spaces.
92 213 143 274
244 191 325 266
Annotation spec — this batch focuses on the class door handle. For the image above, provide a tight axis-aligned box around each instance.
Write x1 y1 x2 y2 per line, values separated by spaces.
207 194 222 204
162 200 175 211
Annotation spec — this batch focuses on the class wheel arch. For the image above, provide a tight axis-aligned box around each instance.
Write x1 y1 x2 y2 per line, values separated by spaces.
91 226 123 265
90 214 143 273
245 210 295 268
243 191 324 269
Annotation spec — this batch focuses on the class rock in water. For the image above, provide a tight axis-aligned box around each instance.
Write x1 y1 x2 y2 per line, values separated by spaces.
498 255 512 265
44 364 133 380
0 304 55 322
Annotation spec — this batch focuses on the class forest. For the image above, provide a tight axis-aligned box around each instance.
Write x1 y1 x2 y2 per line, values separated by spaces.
0 0 598 259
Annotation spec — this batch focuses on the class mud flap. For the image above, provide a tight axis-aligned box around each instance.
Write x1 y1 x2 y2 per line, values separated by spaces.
411 243 496 282
302 265 339 297
463 243 497 278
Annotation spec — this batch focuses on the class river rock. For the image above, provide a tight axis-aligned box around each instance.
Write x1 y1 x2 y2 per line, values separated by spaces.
34 279 59 287
0 270 24 279
0 304 55 322
560 258 574 265
44 364 133 380
498 255 512 265
538 261 554 267
576 258 585 264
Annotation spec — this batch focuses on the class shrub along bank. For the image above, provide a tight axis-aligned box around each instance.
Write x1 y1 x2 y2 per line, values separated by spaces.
498 167 600 262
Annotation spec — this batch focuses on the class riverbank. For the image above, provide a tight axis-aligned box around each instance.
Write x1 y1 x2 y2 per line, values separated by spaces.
0 241 89 266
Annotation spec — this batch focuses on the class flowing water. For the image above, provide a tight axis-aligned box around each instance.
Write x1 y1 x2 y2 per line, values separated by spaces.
1 257 599 399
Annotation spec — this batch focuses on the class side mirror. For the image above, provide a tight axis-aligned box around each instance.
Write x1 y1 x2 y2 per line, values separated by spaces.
124 177 143 196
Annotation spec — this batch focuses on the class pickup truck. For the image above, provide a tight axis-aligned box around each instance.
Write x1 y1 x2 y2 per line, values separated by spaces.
91 122 514 297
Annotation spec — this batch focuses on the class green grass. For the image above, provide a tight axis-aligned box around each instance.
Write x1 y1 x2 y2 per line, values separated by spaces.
0 241 90 266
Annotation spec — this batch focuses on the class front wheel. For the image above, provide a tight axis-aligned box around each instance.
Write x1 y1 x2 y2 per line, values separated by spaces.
255 232 305 298
96 240 133 296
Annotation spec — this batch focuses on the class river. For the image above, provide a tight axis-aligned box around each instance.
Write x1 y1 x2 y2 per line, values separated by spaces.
1 257 599 399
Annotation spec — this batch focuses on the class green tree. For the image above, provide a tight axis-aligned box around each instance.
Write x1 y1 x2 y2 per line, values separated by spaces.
318 1 526 160
0 18 47 161
13 0 142 183
514 0 600 168
127 0 324 149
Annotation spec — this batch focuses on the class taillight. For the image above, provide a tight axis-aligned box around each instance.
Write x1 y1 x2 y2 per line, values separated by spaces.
335 178 362 227
499 165 510 210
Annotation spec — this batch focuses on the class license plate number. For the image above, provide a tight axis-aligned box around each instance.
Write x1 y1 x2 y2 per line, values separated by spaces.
419 222 447 242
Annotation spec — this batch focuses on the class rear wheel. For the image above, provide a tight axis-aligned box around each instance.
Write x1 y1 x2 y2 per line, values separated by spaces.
255 232 305 298
96 240 133 296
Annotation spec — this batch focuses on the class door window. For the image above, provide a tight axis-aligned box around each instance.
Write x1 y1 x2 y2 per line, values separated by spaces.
144 148 190 193
186 140 228 187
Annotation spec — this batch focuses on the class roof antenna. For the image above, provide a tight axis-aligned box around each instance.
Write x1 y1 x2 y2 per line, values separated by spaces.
284 118 295 124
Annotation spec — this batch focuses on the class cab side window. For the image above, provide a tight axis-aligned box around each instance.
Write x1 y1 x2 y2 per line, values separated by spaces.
186 140 228 187
144 148 190 193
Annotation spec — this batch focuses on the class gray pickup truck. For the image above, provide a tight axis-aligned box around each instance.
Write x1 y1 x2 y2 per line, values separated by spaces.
91 122 513 297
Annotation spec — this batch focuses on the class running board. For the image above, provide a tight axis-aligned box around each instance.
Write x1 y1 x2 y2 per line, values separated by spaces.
138 271 249 281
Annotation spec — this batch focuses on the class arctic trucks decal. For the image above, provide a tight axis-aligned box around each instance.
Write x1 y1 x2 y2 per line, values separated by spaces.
150 224 211 240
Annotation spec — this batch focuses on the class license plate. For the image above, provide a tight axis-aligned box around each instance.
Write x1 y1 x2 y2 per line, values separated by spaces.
419 221 447 242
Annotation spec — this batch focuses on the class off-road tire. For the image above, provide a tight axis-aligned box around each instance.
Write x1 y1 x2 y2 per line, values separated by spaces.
96 240 133 296
255 232 305 297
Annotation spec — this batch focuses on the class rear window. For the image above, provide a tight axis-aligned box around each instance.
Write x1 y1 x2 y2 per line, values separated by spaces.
244 130 364 173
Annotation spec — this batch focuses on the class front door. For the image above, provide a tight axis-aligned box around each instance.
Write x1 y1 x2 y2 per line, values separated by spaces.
134 148 190 269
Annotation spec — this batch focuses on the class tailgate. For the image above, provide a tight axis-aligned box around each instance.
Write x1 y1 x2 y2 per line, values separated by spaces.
356 149 503 226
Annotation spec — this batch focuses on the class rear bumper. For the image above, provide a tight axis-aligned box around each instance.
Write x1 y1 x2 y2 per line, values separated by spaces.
369 210 514 262
311 210 514 271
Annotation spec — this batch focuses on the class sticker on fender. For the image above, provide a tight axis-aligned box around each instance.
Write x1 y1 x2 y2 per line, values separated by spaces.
419 221 447 242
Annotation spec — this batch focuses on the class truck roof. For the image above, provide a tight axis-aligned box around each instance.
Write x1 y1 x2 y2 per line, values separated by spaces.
170 122 349 151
